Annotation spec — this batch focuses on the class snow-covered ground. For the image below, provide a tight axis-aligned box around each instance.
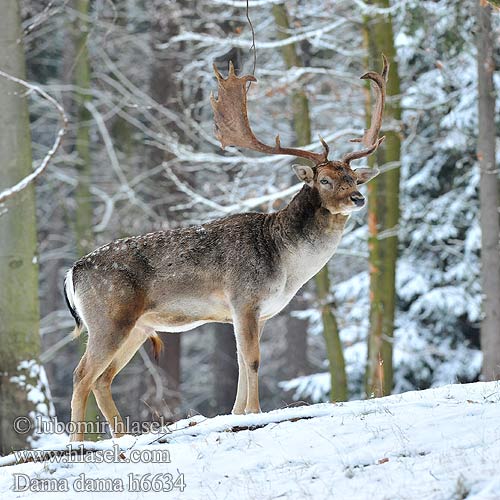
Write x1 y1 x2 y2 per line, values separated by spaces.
1 382 500 499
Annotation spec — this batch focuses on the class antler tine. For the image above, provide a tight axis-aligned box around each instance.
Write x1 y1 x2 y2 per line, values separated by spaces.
319 135 329 162
211 62 329 164
342 54 389 165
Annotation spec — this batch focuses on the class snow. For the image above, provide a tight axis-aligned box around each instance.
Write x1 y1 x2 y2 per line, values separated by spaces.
1 382 500 499
279 372 331 403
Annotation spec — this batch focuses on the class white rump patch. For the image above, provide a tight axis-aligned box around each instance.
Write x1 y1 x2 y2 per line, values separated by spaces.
64 268 87 331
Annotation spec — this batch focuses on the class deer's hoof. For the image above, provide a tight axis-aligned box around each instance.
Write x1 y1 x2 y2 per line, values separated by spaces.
244 407 262 414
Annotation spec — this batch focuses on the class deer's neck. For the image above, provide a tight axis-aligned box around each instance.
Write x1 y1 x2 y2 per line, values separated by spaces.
269 185 348 286
272 185 348 250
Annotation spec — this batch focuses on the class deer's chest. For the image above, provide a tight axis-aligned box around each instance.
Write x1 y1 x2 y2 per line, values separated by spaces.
260 232 343 319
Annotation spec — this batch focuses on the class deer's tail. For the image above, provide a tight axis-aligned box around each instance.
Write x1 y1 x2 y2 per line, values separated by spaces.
64 268 83 338
150 335 164 361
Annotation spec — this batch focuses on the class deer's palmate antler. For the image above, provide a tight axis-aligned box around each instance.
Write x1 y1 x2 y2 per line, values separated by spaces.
342 54 389 164
211 61 329 163
66 57 389 442
211 55 389 167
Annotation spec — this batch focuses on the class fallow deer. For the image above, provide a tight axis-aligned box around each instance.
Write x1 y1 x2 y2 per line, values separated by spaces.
65 56 388 441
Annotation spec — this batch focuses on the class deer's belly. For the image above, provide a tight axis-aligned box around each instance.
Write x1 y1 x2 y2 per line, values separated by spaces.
137 306 231 333
148 320 210 333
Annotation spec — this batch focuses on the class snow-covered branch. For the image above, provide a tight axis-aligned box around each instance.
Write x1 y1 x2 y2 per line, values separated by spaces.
158 19 348 50
211 0 285 6
0 70 67 206
165 165 301 215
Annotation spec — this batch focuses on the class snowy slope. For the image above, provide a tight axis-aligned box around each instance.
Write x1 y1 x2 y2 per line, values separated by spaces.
1 382 500 499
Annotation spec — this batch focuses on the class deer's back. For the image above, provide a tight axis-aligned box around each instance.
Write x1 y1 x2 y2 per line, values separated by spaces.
71 212 285 331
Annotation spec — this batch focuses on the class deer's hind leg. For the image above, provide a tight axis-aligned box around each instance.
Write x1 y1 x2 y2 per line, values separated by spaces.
92 327 150 438
70 321 133 442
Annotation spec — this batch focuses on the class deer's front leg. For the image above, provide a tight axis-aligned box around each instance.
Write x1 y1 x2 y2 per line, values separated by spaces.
233 308 261 414
232 352 248 415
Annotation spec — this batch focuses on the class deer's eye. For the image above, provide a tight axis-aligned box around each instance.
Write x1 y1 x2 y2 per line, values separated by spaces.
320 179 330 185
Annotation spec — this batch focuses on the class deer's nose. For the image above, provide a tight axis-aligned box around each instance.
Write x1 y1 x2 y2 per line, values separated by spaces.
350 192 365 207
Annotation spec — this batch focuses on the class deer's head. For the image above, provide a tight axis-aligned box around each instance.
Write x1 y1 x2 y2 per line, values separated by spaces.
211 56 389 216
291 160 378 215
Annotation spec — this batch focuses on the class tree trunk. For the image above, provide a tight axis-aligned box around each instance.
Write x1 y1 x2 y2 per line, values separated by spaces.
213 324 238 414
0 1 44 453
70 0 100 438
155 336 181 417
272 4 311 151
147 3 182 417
363 0 401 397
476 1 500 380
315 268 348 401
72 0 94 257
109 1 135 161
272 4 347 400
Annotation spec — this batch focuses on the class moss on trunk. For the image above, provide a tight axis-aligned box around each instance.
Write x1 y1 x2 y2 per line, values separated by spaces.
0 1 44 453
363 0 401 397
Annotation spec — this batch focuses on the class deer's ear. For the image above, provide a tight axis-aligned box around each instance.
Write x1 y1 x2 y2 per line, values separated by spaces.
292 164 315 186
355 167 379 185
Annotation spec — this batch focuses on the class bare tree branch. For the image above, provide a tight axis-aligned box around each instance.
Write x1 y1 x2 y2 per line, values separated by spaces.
211 0 285 6
165 164 302 215
157 19 348 50
0 70 68 206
